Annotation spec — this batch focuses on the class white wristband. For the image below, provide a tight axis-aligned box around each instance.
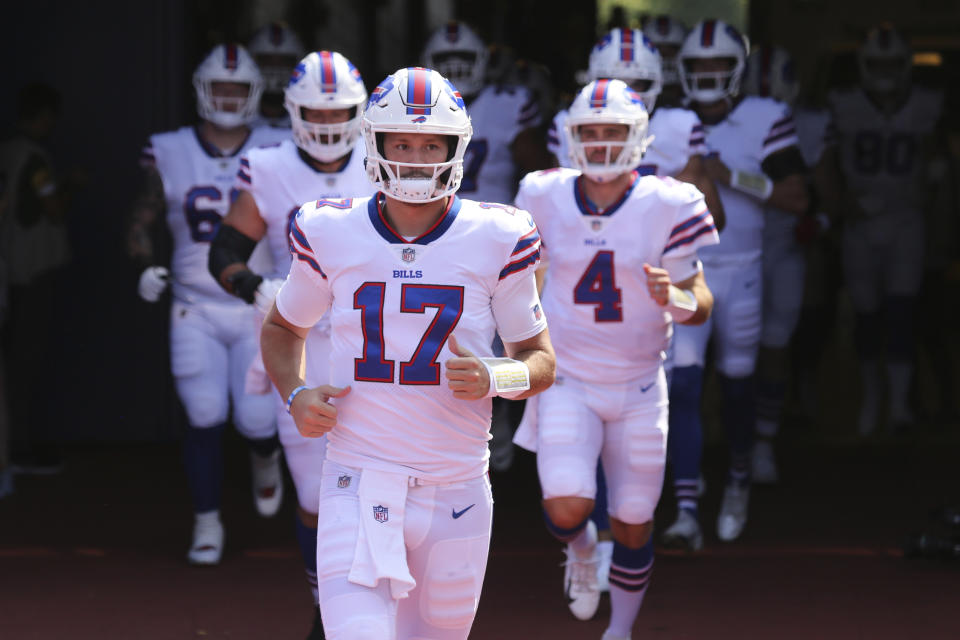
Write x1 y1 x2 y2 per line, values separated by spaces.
666 285 698 323
730 169 774 201
479 357 531 399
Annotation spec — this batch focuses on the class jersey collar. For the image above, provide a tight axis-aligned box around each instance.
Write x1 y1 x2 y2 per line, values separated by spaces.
193 125 252 159
367 193 462 245
573 171 639 217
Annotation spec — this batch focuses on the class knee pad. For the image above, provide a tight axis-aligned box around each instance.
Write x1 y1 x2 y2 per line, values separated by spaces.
613 488 656 525
177 378 229 428
539 455 593 499
321 592 394 640
421 536 486 629
233 392 276 440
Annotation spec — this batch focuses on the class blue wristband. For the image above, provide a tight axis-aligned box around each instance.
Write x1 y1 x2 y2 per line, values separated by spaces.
285 385 309 414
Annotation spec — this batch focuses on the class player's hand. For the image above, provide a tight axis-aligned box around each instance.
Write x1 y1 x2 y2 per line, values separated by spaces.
290 385 351 438
254 278 284 315
444 334 490 401
138 266 169 302
643 263 671 306
702 153 732 186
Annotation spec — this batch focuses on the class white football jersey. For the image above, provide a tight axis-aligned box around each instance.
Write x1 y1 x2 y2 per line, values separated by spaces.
235 138 373 279
275 195 546 482
515 168 719 384
828 86 942 216
701 96 799 261
146 125 288 302
548 106 706 178
459 84 542 204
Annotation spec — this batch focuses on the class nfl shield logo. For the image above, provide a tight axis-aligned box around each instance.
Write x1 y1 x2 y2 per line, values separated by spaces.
402 247 416 263
532 303 542 321
591 219 603 231
337 474 351 489
373 505 389 523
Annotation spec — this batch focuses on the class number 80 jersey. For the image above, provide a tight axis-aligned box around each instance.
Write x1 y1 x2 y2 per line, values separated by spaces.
515 168 719 384
275 194 547 482
144 125 287 302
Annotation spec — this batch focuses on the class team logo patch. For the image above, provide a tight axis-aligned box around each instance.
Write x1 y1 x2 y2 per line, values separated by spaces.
369 76 395 107
532 303 542 321
402 247 416 263
337 474 351 488
373 505 389 523
411 115 428 123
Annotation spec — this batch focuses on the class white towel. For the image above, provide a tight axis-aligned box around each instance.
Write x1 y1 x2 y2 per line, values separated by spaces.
347 469 416 600
512 394 539 452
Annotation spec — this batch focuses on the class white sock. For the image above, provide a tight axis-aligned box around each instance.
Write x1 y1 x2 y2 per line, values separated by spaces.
196 509 220 525
569 519 598 559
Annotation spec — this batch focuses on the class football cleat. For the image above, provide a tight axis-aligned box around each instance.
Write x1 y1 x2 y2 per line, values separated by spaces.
188 511 224 565
751 440 779 485
662 509 703 551
251 449 283 517
716 483 750 542
563 544 601 621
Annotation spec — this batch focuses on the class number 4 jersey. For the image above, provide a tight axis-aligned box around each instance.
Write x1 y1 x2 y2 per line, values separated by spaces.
275 195 547 482
515 168 719 384
143 125 288 303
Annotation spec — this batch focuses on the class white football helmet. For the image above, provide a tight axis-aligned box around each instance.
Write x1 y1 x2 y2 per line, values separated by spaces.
362 67 473 203
743 45 800 105
858 25 911 94
564 79 652 182
285 51 368 162
642 15 687 85
678 20 750 103
193 44 263 128
421 21 489 97
588 29 663 111
248 23 306 93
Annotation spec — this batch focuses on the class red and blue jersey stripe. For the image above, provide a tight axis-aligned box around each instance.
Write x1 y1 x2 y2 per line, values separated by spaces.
289 218 326 278
663 209 716 255
319 50 337 92
236 156 252 184
499 228 541 281
406 67 433 115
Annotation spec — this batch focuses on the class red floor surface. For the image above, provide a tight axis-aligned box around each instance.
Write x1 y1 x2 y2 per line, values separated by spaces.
1 434 959 639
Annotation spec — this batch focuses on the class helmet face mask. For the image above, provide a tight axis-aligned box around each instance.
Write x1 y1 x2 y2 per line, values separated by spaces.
193 44 263 128
362 68 473 203
858 26 911 94
284 51 368 162
422 22 489 97
588 29 663 112
564 79 652 183
678 20 749 104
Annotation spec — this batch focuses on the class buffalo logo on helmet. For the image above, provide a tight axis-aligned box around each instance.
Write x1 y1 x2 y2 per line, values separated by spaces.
411 115 428 123
373 505 389 523
288 62 306 87
443 78 466 109
369 76 395 107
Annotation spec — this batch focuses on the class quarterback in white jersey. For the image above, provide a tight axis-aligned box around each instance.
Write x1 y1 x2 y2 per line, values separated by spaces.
516 79 717 635
422 21 550 204
127 43 289 567
825 25 944 435
208 49 372 638
548 28 726 229
663 20 811 551
261 67 555 640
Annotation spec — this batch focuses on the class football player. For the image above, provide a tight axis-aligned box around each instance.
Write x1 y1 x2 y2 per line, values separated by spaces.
642 14 688 108
741 44 834 482
208 49 372 638
247 22 306 127
260 66 556 640
825 25 944 436
663 20 810 550
127 43 288 566
513 79 717 635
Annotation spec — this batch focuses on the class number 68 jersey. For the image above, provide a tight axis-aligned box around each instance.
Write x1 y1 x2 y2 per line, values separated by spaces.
144 125 287 303
515 168 719 385
275 194 547 482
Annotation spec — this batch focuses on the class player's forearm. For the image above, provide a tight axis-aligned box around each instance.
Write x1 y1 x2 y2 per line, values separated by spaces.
504 329 556 399
680 280 714 326
261 307 309 399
